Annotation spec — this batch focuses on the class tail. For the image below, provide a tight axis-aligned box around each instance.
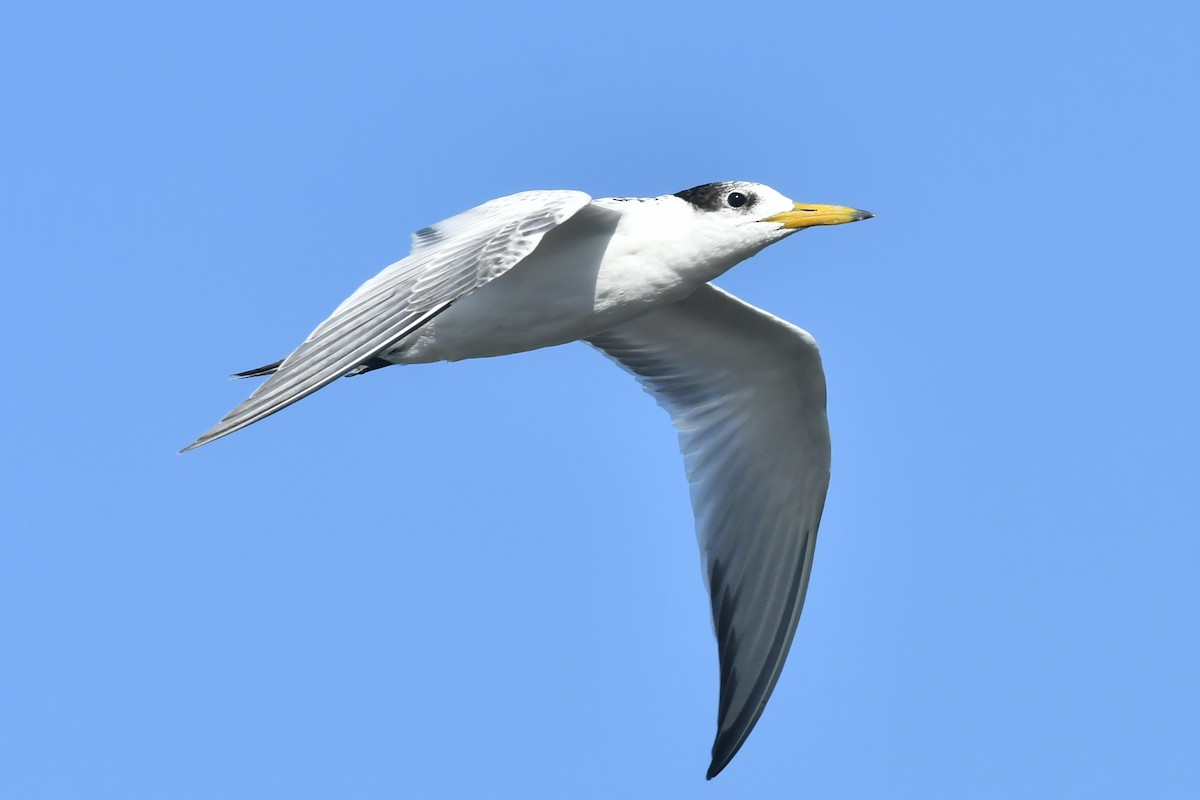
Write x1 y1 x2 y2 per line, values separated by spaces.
232 359 283 379
231 356 393 380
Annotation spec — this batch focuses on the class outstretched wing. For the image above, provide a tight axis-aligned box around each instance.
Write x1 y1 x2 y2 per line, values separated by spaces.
183 190 592 451
589 284 831 779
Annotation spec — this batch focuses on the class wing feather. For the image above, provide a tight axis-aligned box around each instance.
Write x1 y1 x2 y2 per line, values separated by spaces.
589 284 830 779
183 190 591 451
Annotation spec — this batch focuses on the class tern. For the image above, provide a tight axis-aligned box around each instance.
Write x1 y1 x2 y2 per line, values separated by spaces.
184 181 873 778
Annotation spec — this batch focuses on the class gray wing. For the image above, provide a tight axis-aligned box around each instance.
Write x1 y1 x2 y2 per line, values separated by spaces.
588 284 830 779
183 190 592 451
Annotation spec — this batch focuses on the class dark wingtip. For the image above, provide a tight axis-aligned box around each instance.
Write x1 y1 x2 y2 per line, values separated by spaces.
706 740 736 780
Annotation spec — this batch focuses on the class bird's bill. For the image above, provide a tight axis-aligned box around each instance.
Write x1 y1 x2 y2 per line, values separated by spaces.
762 203 874 229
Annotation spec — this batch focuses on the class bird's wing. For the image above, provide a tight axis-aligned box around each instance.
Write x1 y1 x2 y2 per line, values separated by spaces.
183 190 592 451
588 283 830 779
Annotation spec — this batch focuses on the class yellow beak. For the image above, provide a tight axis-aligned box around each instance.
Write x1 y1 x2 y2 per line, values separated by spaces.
762 203 875 229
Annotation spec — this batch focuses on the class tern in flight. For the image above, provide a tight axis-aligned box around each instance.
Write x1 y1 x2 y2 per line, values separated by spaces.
184 181 873 778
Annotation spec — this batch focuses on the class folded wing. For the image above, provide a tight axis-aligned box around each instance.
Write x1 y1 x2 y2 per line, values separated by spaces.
183 190 592 451
588 284 831 778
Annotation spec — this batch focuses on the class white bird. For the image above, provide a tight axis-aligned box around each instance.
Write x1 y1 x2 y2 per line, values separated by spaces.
183 181 872 778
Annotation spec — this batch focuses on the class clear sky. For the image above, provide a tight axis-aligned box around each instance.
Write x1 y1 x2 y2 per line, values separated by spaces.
3 2 1198 797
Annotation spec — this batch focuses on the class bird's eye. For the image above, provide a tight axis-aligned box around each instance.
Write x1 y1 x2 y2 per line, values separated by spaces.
727 192 748 208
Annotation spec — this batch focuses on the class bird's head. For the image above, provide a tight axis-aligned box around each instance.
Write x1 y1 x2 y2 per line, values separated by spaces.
673 181 873 252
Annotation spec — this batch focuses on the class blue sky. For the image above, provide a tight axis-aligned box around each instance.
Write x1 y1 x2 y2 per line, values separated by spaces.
3 1 1198 797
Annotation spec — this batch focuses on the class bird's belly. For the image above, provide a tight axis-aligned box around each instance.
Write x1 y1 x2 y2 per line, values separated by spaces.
385 217 703 364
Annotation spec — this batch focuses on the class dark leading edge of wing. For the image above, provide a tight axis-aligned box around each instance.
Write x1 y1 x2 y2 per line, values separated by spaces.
589 284 831 779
